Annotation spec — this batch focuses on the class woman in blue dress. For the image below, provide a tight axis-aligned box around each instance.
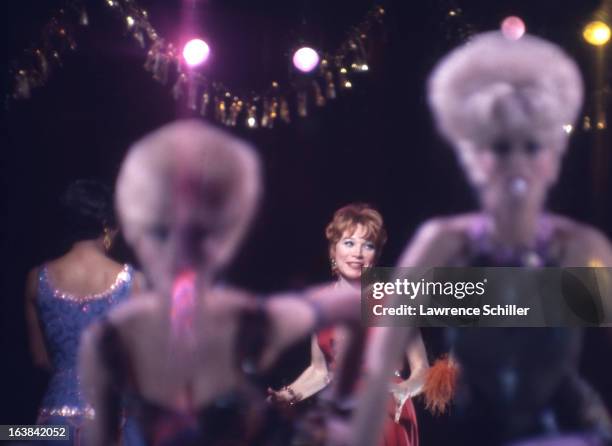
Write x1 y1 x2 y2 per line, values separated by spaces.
24 179 144 445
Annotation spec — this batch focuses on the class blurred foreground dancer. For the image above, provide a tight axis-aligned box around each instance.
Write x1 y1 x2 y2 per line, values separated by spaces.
25 180 144 445
78 120 361 446
269 203 428 446
354 32 612 446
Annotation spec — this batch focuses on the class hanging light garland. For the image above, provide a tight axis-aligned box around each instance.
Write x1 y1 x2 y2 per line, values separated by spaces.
9 1 606 133
117 0 385 129
7 0 386 130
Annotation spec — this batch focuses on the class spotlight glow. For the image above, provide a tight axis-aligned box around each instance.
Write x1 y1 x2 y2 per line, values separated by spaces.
183 39 210 67
583 21 611 46
292 47 320 73
501 16 526 40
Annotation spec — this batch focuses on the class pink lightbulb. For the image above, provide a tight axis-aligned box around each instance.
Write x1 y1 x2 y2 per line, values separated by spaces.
501 16 526 41
183 38 210 67
293 47 320 73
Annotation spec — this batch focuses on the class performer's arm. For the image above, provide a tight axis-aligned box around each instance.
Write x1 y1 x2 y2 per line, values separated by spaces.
397 217 464 268
268 335 331 404
259 283 360 370
24 268 51 370
390 330 429 421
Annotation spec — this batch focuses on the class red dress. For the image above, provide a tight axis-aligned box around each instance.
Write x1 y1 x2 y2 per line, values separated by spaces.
317 328 419 446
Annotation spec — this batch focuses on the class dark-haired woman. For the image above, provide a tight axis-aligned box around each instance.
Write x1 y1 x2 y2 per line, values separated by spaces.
25 180 144 445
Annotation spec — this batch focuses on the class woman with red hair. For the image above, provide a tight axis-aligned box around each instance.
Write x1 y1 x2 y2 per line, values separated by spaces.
269 203 433 446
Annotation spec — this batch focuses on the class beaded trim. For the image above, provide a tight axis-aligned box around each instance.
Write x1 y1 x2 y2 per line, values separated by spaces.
467 215 556 267
42 264 132 302
38 405 95 420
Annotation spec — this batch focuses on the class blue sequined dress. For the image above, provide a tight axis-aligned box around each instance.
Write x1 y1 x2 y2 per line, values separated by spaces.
35 264 138 445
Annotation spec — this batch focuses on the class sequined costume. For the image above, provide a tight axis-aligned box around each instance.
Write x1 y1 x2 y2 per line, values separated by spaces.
317 328 419 446
93 301 294 446
35 264 139 445
440 216 612 445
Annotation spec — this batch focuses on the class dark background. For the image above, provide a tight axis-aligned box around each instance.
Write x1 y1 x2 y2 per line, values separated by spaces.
1 0 611 440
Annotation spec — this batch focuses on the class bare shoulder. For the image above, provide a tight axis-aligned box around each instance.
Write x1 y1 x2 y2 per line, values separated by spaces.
549 214 612 266
421 213 478 237
81 293 160 358
548 214 609 245
99 258 129 283
398 213 477 267
106 291 160 326
109 258 129 275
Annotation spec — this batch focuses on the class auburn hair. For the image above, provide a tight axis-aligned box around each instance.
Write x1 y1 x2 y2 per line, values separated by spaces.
325 203 387 260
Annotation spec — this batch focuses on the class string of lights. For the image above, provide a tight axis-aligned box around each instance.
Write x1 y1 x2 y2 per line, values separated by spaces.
6 0 386 129
5 1 610 132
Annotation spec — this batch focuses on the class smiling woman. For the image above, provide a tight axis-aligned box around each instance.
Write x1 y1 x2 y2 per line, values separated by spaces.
326 203 386 284
268 203 428 446
268 203 387 406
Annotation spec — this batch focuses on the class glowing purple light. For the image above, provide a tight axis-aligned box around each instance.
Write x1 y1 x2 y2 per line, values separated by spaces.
183 39 210 67
501 16 526 41
292 47 320 73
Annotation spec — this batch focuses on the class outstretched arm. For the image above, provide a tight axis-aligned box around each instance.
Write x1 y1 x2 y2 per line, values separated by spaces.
260 283 360 370
397 218 464 268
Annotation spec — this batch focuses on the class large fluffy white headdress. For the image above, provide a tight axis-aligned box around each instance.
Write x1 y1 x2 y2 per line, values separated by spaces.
116 119 262 242
427 31 584 153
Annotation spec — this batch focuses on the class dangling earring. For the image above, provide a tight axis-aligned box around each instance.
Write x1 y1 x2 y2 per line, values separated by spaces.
330 258 337 276
103 227 113 252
